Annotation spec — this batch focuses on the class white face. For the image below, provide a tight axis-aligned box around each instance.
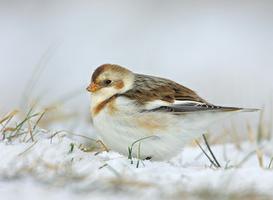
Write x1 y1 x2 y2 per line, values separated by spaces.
88 69 135 110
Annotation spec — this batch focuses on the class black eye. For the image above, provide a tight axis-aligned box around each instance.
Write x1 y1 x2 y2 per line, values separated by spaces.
104 79 112 85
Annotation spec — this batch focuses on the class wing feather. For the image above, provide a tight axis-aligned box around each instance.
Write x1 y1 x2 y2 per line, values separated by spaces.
142 103 245 114
121 74 208 104
120 74 258 114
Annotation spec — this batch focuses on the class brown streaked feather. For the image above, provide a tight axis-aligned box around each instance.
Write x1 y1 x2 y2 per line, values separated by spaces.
92 64 132 82
121 74 208 104
92 95 117 116
92 64 108 82
107 98 118 115
142 103 244 114
115 80 124 89
136 114 168 133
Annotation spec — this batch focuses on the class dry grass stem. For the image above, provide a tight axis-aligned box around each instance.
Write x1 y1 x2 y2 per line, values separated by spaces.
246 121 255 143
195 139 219 168
96 140 110 152
202 134 221 168
268 157 273 169
256 148 264 168
0 110 19 124
257 108 265 143
27 120 34 142
17 141 38 156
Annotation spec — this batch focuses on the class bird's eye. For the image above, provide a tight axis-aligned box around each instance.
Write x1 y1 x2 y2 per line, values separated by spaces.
103 79 112 85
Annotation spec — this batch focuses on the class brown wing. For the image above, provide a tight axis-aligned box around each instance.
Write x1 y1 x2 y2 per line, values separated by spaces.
121 74 209 104
141 103 245 113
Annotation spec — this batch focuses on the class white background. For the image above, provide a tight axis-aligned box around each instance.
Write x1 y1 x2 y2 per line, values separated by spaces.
0 0 272 118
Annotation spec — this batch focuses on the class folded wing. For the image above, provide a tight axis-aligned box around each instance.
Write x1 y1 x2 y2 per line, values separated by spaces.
122 74 208 104
142 102 258 114
121 74 258 114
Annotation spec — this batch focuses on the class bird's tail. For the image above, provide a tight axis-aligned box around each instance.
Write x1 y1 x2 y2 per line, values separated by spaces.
239 108 260 112
209 106 260 113
180 106 259 133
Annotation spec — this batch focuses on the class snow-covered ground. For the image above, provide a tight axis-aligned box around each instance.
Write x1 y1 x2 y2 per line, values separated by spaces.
0 119 272 200
1 1 273 199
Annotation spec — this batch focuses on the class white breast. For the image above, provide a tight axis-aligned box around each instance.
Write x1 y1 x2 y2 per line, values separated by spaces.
92 97 201 160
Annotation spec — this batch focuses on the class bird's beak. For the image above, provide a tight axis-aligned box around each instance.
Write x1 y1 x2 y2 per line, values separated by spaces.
86 82 99 93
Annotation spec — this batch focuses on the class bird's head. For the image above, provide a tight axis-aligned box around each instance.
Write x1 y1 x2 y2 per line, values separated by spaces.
87 64 134 102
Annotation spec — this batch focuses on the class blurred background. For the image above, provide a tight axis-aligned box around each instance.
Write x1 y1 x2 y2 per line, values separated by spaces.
0 0 272 135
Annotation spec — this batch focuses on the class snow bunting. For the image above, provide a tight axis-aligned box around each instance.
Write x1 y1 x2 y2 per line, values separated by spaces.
86 64 258 160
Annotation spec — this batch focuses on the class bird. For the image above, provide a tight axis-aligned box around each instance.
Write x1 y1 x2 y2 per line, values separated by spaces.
86 64 258 161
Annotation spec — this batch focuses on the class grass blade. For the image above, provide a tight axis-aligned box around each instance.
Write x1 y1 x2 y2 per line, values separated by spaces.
202 134 221 168
195 140 218 168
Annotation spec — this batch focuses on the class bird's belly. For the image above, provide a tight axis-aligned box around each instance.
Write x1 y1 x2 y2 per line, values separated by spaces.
93 107 197 160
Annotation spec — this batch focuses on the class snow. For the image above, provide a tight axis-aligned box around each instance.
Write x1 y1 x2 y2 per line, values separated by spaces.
0 127 272 200
1 1 273 199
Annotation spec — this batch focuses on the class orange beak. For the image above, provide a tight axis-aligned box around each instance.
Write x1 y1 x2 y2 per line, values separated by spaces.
86 82 100 93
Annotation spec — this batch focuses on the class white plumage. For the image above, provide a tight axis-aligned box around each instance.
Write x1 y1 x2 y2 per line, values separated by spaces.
87 64 258 160
92 96 241 160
